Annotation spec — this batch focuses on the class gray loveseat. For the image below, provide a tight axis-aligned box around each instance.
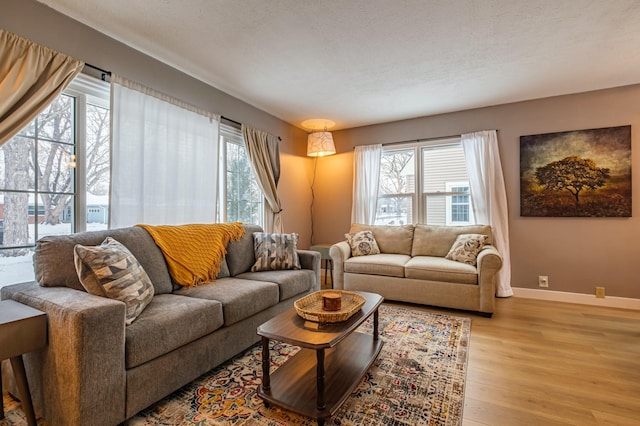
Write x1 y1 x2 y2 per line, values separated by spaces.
1 224 319 426
330 223 502 316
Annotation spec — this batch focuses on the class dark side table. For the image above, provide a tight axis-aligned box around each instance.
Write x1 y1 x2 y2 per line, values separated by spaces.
0 300 47 426
310 244 333 288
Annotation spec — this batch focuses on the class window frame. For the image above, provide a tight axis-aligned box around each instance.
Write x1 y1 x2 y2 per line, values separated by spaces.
0 73 110 287
377 137 473 226
376 147 417 226
64 74 110 233
218 124 265 227
444 181 474 225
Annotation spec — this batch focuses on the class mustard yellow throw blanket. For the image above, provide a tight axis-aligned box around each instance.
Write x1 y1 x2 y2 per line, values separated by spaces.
137 223 245 288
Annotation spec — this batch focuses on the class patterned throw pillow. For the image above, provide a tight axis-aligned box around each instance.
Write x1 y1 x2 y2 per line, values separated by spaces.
345 230 381 257
251 232 301 272
74 237 154 325
445 234 489 265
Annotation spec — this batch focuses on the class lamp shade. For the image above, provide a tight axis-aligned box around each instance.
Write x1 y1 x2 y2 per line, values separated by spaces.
307 131 336 157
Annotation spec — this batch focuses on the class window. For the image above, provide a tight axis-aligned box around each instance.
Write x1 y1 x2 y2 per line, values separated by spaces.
0 74 110 288
446 182 474 225
376 149 415 225
375 138 473 226
218 124 264 226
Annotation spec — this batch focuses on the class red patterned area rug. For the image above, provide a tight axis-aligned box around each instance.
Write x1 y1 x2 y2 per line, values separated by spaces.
1 305 470 426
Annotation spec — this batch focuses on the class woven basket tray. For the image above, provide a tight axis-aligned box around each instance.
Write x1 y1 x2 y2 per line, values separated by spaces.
294 290 366 323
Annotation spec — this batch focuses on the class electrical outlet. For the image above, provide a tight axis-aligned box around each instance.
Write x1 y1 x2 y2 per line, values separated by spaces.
595 287 605 298
538 275 549 288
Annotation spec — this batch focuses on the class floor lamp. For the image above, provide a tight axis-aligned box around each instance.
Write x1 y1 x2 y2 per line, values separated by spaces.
304 120 336 246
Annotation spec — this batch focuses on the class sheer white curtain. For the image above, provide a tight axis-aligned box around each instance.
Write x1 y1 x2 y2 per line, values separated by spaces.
351 144 382 225
110 74 220 227
461 130 512 297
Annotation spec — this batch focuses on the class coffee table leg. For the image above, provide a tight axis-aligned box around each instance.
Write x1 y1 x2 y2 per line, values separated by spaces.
261 336 271 392
373 309 379 341
316 349 326 410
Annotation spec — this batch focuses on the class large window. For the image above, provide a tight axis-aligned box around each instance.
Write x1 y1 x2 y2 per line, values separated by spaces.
375 138 473 226
0 74 110 287
218 124 264 226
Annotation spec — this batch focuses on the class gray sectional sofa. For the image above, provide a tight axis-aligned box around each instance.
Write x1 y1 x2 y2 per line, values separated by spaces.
330 223 502 316
1 224 320 426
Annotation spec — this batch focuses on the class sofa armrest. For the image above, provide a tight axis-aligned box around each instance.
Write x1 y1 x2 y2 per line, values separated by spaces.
297 249 321 292
1 282 126 426
329 241 352 290
476 245 503 314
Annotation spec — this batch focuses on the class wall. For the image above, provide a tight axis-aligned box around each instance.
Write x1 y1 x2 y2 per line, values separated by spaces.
314 85 640 299
1 0 315 247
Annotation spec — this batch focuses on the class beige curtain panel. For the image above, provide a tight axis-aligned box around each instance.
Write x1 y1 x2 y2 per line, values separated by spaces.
242 125 283 233
0 29 84 146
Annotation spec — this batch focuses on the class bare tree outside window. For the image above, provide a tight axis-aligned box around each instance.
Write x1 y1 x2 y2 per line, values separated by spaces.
86 104 111 197
225 139 263 225
376 149 414 225
1 136 33 255
34 95 75 226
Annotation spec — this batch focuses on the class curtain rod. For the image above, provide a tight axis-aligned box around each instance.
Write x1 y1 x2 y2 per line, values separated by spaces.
84 63 111 81
382 130 500 147
221 116 282 141
383 133 461 147
221 115 241 126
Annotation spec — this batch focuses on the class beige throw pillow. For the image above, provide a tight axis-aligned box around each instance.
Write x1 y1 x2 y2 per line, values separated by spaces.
345 230 381 256
445 234 489 265
74 237 154 325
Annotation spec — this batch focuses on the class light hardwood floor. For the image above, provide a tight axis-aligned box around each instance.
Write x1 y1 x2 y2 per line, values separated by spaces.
404 297 640 426
461 297 640 426
321 275 640 425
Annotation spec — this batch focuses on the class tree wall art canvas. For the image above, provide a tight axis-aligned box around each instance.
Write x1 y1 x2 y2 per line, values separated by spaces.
520 125 631 217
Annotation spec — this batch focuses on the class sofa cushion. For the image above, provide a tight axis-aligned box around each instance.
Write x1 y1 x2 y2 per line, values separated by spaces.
35 226 174 294
125 294 223 368
411 224 493 257
405 256 478 285
349 224 414 255
174 277 279 326
345 230 380 256
344 253 410 278
217 258 230 278
251 232 301 272
226 224 263 276
235 269 314 301
74 237 154 325
445 234 489 265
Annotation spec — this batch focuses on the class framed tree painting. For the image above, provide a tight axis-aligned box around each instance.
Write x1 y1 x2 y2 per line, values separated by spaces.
520 125 631 217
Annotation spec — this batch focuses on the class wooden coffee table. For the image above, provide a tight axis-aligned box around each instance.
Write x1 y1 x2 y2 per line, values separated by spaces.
257 291 383 425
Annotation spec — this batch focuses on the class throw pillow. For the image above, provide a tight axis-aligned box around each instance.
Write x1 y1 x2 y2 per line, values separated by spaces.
445 234 489 265
345 230 381 256
74 237 154 325
251 232 301 272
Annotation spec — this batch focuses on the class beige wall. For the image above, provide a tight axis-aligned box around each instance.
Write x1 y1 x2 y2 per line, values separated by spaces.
2 0 314 247
314 85 640 299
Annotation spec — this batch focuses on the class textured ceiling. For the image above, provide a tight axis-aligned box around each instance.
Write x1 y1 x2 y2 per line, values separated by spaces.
37 0 640 130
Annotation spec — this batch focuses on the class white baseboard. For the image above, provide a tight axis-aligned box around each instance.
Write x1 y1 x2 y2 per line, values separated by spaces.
512 287 640 310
